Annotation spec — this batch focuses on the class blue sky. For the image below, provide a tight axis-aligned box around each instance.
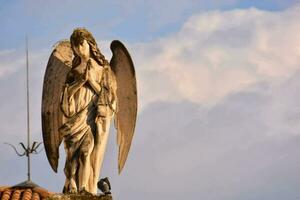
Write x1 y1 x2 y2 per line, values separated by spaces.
0 0 299 49
1 1 300 200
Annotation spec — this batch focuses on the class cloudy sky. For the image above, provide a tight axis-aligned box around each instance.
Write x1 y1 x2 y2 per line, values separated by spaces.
1 0 300 199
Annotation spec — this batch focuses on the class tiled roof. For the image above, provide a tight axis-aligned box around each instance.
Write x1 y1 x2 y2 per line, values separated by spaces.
0 183 53 200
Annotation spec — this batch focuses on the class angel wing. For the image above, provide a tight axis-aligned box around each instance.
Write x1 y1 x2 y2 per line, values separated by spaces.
110 40 138 174
41 41 73 172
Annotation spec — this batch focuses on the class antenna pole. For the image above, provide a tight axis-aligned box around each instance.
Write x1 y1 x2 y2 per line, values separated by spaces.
4 37 42 183
26 37 31 181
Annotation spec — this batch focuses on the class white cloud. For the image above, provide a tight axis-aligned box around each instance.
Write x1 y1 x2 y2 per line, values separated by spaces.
3 4 300 110
132 5 300 108
1 5 300 199
118 81 300 199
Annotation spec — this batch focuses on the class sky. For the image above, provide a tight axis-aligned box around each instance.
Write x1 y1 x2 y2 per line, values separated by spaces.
1 0 300 199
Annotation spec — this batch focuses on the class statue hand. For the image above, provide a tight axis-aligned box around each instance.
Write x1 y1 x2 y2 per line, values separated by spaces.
87 60 95 81
82 62 91 82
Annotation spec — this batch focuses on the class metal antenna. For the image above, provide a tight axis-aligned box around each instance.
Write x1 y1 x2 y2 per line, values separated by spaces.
4 37 42 182
26 36 31 181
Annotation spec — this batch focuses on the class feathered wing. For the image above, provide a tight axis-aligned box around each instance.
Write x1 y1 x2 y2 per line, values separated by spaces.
42 41 73 172
110 40 138 174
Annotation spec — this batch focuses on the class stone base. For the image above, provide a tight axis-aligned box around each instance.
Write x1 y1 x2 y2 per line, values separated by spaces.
46 193 112 200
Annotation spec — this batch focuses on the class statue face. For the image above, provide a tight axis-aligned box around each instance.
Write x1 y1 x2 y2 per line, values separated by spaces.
73 39 90 60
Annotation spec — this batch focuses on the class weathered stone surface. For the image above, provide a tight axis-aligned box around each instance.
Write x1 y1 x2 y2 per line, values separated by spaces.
42 28 137 195
46 193 112 200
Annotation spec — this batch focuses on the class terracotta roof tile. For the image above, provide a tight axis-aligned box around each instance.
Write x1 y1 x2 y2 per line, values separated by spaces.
0 186 53 200
11 190 21 200
1 189 12 200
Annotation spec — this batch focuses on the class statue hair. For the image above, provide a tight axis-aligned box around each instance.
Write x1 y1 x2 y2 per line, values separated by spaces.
70 28 109 67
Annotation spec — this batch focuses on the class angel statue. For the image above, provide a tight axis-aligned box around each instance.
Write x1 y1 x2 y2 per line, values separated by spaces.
41 28 137 194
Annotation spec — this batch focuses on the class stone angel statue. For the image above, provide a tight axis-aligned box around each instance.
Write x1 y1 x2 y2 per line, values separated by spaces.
41 28 137 194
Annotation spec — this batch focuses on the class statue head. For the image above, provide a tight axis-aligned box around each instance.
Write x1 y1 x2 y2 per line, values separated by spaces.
70 28 108 67
72 39 90 61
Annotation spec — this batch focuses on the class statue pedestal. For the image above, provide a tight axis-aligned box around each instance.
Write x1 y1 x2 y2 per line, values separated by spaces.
46 193 112 200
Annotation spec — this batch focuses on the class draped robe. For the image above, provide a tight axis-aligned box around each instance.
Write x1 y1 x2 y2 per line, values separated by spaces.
59 59 116 194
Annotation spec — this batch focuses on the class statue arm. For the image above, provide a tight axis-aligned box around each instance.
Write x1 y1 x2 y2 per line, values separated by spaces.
87 78 101 94
61 72 86 117
66 78 86 97
64 70 87 97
